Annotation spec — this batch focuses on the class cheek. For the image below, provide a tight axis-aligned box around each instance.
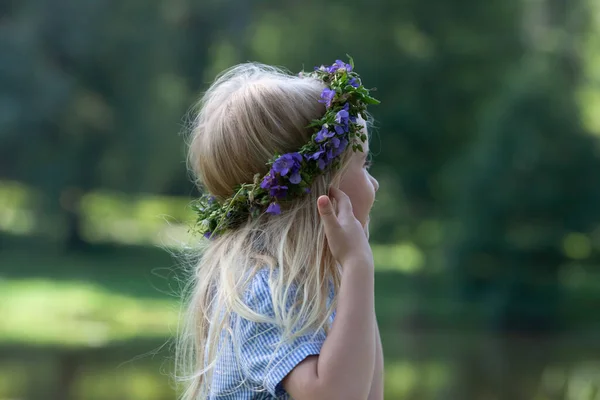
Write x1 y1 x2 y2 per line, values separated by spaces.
362 174 376 209
340 172 374 224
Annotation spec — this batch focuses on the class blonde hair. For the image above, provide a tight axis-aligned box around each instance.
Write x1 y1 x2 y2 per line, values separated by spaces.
175 63 354 399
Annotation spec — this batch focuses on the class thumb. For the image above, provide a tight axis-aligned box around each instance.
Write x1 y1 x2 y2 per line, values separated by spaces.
317 195 334 216
317 195 339 228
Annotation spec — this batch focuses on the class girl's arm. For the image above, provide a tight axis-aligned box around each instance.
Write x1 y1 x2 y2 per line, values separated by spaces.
364 222 384 400
282 189 376 400
367 314 384 400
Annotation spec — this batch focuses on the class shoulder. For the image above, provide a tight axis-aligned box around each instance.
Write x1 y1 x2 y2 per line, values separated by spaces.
243 268 276 314
243 268 336 317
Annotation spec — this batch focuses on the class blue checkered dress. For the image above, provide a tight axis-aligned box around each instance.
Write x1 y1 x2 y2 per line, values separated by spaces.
207 269 335 399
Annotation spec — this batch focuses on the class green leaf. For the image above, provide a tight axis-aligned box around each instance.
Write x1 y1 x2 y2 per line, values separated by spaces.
364 97 381 105
346 54 355 69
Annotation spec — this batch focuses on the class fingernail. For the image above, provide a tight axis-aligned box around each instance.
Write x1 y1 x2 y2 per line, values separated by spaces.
318 196 328 207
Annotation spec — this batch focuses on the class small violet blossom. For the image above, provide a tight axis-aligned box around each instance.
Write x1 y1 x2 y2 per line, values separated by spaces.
269 185 288 199
334 124 348 135
266 203 281 215
335 104 350 124
272 153 302 176
327 60 353 74
315 125 335 142
319 88 336 108
289 171 302 185
308 146 332 170
332 137 349 158
349 77 359 88
260 170 277 190
334 104 350 135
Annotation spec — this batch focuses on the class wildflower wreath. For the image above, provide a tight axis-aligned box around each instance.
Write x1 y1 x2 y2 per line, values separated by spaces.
192 57 379 238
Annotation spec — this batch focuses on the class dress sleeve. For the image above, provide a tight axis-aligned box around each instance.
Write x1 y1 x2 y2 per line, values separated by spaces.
235 271 328 398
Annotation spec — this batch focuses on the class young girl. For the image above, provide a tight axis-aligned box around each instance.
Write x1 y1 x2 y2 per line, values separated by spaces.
177 59 384 400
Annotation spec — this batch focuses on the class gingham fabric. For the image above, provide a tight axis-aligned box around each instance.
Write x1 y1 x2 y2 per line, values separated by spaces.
208 269 335 399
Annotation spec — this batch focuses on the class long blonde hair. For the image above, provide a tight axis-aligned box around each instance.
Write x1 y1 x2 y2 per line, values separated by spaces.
176 63 353 399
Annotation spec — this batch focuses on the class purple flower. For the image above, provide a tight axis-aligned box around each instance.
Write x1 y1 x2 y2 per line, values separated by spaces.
334 124 348 135
272 153 302 177
335 104 350 124
349 77 359 87
318 88 336 108
203 231 213 239
315 125 335 142
327 60 353 74
260 170 277 190
332 137 349 157
334 104 350 135
323 136 349 161
326 146 334 161
269 185 288 199
308 146 332 170
266 203 281 215
289 171 301 184
308 147 325 161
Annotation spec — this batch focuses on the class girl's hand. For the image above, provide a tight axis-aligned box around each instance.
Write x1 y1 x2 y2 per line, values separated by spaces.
317 187 373 267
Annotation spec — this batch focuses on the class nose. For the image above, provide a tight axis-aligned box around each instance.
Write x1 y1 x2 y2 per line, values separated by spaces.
370 174 379 192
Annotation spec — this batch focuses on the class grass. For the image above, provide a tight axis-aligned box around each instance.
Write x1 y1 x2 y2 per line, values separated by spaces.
1 241 600 399
0 279 178 347
0 240 475 348
1 239 599 348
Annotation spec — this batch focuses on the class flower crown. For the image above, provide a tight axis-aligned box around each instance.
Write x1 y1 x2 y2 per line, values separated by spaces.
192 57 380 238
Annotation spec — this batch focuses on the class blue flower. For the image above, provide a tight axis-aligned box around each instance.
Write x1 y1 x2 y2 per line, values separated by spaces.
307 146 333 170
334 124 348 135
334 104 350 135
315 125 335 142
269 185 288 199
318 88 336 108
260 170 277 190
349 77 359 87
266 203 281 215
327 60 353 73
335 104 350 124
307 147 325 160
273 153 302 176
321 136 349 161
332 137 349 157
289 171 301 184
203 231 213 239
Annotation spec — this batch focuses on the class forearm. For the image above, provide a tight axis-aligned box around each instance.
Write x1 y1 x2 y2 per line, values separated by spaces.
316 263 376 400
367 313 384 400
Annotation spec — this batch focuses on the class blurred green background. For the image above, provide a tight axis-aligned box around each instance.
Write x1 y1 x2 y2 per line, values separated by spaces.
2 0 600 399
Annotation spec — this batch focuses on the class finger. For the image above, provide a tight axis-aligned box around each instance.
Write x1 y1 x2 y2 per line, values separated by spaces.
317 195 341 230
329 187 353 217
